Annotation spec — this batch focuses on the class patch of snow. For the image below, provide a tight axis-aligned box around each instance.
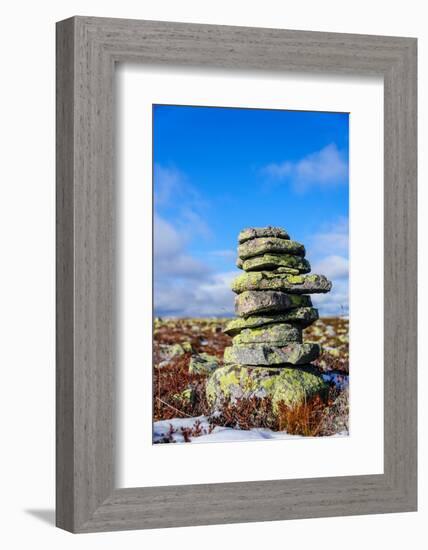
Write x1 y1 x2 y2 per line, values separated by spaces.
153 415 348 444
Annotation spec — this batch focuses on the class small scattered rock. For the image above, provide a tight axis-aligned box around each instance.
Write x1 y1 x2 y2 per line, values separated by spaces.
189 352 219 375
157 343 188 367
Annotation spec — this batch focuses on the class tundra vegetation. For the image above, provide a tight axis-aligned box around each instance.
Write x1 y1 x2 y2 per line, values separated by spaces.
153 316 349 443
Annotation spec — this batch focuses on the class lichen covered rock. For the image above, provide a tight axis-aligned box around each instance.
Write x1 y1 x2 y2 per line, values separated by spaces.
272 267 301 274
206 364 328 412
223 308 319 335
223 342 321 365
242 254 311 273
238 226 290 244
238 237 305 260
235 290 312 317
232 271 332 294
232 323 302 345
188 352 219 375
157 343 189 367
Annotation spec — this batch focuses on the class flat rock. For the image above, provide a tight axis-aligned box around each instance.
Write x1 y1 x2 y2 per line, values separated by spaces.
237 257 301 273
232 272 332 294
242 254 311 273
156 342 191 367
232 323 302 345
206 364 328 412
238 237 305 260
188 352 219 375
235 290 312 317
223 308 319 335
238 226 290 244
224 342 321 365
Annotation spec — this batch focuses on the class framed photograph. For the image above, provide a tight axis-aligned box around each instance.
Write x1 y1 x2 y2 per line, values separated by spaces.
56 16 417 532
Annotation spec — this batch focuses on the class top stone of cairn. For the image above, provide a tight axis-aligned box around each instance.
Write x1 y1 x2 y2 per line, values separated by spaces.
238 226 290 244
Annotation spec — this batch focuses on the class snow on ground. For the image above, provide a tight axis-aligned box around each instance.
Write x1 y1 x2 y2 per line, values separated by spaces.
153 415 347 444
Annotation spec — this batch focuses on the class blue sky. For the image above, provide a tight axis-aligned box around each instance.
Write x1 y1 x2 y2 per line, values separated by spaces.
153 105 349 317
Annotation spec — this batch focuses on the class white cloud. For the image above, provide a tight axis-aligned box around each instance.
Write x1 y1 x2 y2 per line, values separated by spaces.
154 165 233 316
262 144 348 192
311 279 349 317
309 217 349 256
307 218 349 317
311 255 348 280
154 164 212 241
155 271 235 318
154 214 210 280
179 206 213 240
154 164 182 206
154 218 233 316
153 214 182 258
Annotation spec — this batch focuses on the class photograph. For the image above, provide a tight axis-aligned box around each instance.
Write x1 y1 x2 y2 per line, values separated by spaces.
152 105 350 444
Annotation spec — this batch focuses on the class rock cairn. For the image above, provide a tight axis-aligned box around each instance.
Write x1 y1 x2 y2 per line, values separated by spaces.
224 226 332 366
206 226 333 413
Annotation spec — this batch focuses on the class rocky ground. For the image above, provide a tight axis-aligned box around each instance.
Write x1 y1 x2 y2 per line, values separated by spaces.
153 317 349 443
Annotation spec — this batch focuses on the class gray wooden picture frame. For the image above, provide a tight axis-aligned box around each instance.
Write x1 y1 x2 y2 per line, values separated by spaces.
56 16 417 533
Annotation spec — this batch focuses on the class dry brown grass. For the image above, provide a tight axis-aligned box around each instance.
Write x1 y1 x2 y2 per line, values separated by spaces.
210 386 348 437
153 354 211 421
276 395 330 436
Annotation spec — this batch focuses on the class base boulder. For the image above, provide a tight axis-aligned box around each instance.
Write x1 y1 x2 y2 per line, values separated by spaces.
206 364 328 413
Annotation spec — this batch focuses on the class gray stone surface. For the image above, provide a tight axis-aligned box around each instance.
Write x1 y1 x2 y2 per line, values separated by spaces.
238 226 290 244
223 308 319 335
274 267 301 274
242 253 311 273
238 237 305 259
232 323 302 344
224 342 321 365
206 364 328 412
235 290 312 317
188 352 219 375
232 272 332 294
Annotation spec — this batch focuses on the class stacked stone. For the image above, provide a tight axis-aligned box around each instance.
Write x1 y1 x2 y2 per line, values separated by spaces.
223 226 332 367
205 226 334 413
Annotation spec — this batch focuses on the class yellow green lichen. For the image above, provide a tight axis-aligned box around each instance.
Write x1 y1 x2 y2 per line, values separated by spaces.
242 254 310 273
271 368 328 412
238 237 306 260
223 308 319 335
223 342 321 366
206 364 328 412
232 323 301 345
231 271 332 294
287 275 304 284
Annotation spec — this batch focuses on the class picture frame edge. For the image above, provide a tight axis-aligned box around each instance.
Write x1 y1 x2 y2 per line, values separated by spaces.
56 16 417 533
